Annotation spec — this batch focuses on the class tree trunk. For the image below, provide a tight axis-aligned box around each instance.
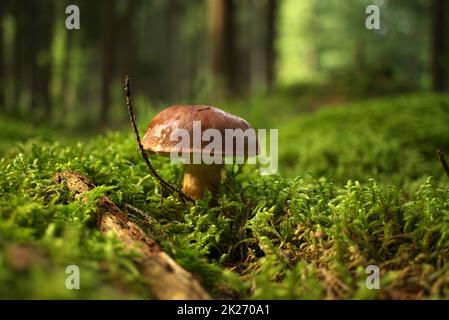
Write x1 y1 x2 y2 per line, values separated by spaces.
25 1 54 118
208 0 235 95
431 0 447 92
100 0 116 126
123 0 136 78
39 3 54 118
29 1 39 112
265 0 278 91
248 0 266 93
12 0 24 112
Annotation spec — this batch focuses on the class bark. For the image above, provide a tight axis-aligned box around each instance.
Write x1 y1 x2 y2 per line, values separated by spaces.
53 171 210 300
431 0 447 92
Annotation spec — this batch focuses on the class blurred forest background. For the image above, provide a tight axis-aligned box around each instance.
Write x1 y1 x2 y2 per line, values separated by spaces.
0 0 448 129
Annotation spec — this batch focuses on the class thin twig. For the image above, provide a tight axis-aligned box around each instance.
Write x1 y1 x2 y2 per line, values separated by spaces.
437 148 449 179
124 76 193 203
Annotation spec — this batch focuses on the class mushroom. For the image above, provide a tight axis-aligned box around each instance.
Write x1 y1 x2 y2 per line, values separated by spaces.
141 105 259 200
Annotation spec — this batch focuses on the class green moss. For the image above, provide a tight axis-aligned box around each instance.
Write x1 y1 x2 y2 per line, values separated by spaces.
1 94 449 299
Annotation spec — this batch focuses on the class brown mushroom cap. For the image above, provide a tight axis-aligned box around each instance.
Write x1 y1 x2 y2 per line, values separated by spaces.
142 105 259 157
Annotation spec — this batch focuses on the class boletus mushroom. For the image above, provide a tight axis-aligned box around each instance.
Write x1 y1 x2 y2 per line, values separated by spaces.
142 105 259 200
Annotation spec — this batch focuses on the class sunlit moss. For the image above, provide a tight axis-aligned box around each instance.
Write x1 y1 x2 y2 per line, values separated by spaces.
1 94 449 299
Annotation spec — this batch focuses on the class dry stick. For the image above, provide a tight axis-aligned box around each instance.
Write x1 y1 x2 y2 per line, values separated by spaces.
124 76 193 203
53 171 210 300
437 148 449 179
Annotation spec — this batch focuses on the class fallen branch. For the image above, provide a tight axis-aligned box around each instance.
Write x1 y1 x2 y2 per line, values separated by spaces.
53 171 209 300
124 76 193 203
437 148 449 179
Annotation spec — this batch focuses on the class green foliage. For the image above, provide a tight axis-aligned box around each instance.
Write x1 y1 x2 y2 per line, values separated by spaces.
279 94 449 189
1 94 449 299
278 0 431 91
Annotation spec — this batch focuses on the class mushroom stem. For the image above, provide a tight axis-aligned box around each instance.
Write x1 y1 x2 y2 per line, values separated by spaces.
182 163 223 200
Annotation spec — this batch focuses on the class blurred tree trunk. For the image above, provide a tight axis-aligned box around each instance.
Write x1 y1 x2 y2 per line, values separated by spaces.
0 1 5 109
249 0 266 93
26 2 54 118
265 0 277 91
100 0 116 126
431 0 447 92
38 4 54 118
250 0 278 93
29 1 39 112
165 0 181 101
123 0 136 78
12 0 24 112
171 0 182 101
407 11 421 87
208 0 235 95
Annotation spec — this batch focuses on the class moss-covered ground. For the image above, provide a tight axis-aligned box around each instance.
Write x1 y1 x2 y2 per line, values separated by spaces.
1 93 449 299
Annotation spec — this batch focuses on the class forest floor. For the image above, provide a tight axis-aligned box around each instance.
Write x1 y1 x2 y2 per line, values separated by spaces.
1 92 449 299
